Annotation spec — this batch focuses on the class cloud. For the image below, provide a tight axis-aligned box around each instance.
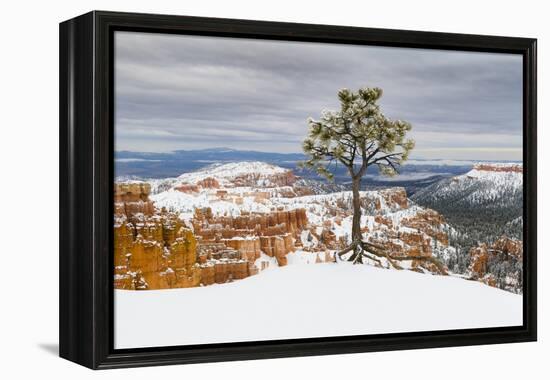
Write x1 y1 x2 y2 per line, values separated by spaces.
115 31 523 160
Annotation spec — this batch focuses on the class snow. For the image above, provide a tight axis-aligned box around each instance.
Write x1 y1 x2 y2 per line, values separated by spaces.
286 250 323 265
176 161 288 186
114 262 522 349
413 163 523 208
151 188 272 218
151 184 399 224
466 168 522 183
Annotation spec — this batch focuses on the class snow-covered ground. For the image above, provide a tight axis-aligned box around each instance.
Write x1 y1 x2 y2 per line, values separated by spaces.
177 161 288 186
114 262 522 349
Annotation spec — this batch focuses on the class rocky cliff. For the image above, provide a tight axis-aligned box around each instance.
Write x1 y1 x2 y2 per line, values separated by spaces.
273 187 452 274
192 207 308 268
114 180 310 290
468 236 523 293
411 162 523 292
472 163 523 173
114 183 202 290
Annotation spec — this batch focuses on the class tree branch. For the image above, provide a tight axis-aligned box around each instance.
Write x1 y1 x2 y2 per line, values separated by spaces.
377 157 400 174
372 152 402 164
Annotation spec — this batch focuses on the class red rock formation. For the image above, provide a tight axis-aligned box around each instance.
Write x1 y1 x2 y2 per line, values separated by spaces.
492 236 523 259
469 244 489 277
372 187 409 211
114 182 202 290
379 187 409 209
248 262 260 276
324 250 336 263
259 234 295 265
223 238 261 261
473 163 523 173
401 232 429 251
319 228 338 250
199 264 215 285
232 170 297 187
115 182 151 202
469 236 523 281
175 177 221 193
216 190 228 199
192 206 308 266
374 215 393 228
193 208 307 236
114 183 156 222
197 177 220 188
402 209 449 246
174 184 200 193
292 185 316 197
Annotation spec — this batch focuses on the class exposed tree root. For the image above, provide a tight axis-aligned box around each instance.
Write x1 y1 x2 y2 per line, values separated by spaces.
383 254 448 275
336 243 356 258
336 239 447 274
360 252 383 267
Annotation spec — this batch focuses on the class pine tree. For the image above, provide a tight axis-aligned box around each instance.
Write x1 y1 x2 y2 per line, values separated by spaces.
301 87 443 270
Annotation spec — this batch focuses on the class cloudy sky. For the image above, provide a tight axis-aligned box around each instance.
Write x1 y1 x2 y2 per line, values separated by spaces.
115 31 523 161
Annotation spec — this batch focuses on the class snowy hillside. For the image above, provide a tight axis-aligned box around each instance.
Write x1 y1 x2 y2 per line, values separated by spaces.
412 163 522 208
411 163 522 237
177 161 290 187
115 262 522 348
411 163 523 278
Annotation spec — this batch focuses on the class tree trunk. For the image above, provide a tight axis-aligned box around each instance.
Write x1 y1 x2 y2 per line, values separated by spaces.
346 175 363 264
351 175 362 243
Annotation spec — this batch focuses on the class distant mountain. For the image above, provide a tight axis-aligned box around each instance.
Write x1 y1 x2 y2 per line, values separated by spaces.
115 148 482 194
115 148 302 180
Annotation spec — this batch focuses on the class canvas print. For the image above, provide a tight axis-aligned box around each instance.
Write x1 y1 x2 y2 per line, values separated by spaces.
113 31 524 349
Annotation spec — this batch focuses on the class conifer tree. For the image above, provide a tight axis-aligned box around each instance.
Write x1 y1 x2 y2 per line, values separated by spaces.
301 87 442 269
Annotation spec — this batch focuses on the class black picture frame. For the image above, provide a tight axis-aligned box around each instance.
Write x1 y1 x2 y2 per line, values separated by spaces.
59 10 537 369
